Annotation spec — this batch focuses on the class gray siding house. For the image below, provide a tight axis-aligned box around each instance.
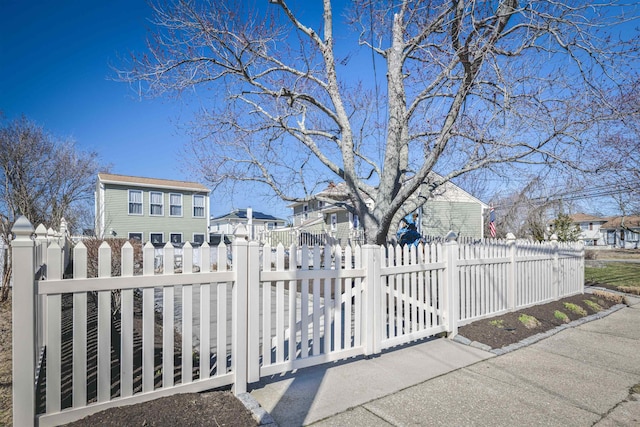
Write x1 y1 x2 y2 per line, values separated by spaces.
95 173 211 244
290 179 489 245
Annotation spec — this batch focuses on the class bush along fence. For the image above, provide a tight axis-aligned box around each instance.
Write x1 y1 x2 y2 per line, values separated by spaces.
11 216 584 426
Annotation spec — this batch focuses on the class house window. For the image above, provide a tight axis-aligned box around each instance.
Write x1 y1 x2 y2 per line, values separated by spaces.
318 201 324 209
150 233 164 244
193 233 205 244
128 190 142 215
128 232 142 241
268 222 275 230
150 191 163 216
303 204 309 220
170 193 183 216
193 195 205 218
589 223 593 231
170 233 182 244
331 213 337 231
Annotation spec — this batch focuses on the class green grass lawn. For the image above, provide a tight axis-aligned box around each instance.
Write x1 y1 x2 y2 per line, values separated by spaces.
585 262 640 294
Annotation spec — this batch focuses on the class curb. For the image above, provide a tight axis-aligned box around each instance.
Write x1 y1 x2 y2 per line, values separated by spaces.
456 303 627 356
237 392 279 426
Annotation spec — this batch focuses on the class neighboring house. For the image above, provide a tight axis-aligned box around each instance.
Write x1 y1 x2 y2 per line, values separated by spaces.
209 208 286 242
600 215 640 249
565 213 609 246
95 173 211 245
289 178 489 245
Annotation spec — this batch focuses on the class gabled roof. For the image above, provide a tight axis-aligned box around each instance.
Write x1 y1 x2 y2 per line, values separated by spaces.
600 215 640 230
289 174 488 209
568 213 609 223
98 173 210 192
211 209 284 222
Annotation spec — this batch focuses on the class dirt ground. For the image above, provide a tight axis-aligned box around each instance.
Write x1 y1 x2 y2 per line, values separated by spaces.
458 289 626 349
0 286 630 426
0 295 12 425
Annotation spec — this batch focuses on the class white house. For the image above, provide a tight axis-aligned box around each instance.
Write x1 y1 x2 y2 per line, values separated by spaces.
566 213 609 246
209 208 286 242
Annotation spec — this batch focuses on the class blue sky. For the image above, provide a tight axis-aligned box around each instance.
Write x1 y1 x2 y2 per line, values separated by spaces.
1 1 293 219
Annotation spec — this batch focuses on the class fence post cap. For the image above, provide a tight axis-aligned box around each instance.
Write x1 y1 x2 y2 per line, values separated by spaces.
234 223 248 239
11 215 34 237
445 230 457 242
35 223 48 236
506 232 516 241
550 234 559 242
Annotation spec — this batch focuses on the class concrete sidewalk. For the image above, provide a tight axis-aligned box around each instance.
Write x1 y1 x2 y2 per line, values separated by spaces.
248 295 640 426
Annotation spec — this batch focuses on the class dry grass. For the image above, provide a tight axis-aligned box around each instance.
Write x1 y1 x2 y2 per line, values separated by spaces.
0 294 12 425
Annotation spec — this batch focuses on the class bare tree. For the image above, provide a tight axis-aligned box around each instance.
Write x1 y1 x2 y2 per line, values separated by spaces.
0 116 102 300
119 0 639 244
489 174 561 240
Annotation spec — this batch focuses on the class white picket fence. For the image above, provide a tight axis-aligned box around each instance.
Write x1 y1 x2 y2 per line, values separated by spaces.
11 216 584 426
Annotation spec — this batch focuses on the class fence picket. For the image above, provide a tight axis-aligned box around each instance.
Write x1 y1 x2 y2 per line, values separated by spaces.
300 246 310 358
312 246 321 356
275 244 285 363
262 244 272 365
46 242 62 412
333 245 343 352
288 244 298 362
120 242 134 398
142 243 155 393
162 242 175 389
182 283 193 384
97 243 111 402
323 244 332 354
72 242 88 407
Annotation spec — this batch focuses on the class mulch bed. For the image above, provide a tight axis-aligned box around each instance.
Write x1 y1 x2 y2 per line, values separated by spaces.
457 289 625 350
63 391 256 427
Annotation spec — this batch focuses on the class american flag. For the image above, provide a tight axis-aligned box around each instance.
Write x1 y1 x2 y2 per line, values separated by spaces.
489 206 496 238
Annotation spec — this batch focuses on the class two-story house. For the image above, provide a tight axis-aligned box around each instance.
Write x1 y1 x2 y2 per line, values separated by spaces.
289 177 489 245
95 173 211 245
565 213 609 246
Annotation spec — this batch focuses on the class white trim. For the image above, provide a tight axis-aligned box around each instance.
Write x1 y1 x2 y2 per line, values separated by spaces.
128 189 143 216
128 232 143 241
192 194 205 218
149 232 164 244
169 193 183 217
98 174 211 193
149 191 164 216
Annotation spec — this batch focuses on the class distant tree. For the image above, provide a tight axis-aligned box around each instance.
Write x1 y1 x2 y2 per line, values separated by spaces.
489 175 561 241
551 213 581 242
0 115 102 301
120 0 640 244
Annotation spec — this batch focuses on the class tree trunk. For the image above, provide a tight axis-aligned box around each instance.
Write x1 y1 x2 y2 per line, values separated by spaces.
1 246 11 302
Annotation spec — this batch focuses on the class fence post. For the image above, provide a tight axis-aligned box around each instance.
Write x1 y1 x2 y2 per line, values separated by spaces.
551 234 559 299
12 216 36 427
247 240 261 383
443 235 459 338
506 233 516 311
362 244 381 356
232 224 249 394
